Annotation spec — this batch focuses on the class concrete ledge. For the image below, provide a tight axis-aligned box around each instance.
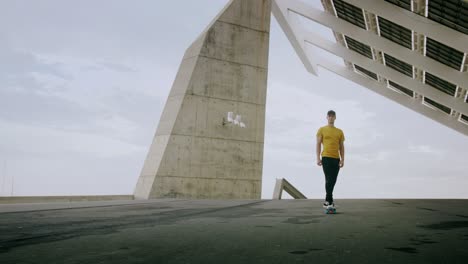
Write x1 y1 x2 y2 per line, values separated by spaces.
0 198 190 214
0 195 134 204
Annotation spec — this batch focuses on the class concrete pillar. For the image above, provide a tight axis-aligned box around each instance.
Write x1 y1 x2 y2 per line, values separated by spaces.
134 0 271 199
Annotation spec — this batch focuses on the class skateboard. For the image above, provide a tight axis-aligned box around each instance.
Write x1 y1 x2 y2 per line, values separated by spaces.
324 206 336 214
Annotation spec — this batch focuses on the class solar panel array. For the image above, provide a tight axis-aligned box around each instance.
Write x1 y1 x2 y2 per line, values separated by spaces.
330 0 467 124
424 97 452 114
384 53 413 77
333 0 366 29
388 80 414 97
378 17 413 49
384 0 411 11
425 72 457 96
462 115 468 123
462 93 467 124
354 64 378 80
428 0 468 34
385 0 468 35
345 36 373 59
425 37 464 70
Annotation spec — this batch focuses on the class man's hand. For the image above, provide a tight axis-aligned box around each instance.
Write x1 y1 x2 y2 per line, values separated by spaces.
317 159 322 166
339 160 344 168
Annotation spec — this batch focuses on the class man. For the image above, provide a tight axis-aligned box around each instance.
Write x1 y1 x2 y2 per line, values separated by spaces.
316 110 345 208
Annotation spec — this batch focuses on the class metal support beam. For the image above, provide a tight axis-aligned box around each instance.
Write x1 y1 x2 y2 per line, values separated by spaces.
272 0 318 75
279 1 468 88
319 60 468 135
272 0 468 135
343 0 468 53
303 33 467 115
272 178 307 199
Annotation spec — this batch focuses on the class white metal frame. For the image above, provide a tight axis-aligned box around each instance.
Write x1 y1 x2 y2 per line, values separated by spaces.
272 0 468 136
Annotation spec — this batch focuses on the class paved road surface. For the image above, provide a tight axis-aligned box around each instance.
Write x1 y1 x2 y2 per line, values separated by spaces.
1 199 467 263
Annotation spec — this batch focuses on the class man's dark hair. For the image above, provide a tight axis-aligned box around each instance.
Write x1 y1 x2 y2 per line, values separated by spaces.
327 110 336 116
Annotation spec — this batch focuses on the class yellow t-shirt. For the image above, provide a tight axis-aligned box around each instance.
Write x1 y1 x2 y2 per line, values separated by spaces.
316 126 345 159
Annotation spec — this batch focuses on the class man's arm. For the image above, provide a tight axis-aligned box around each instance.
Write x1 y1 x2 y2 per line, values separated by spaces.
339 141 345 168
316 135 322 166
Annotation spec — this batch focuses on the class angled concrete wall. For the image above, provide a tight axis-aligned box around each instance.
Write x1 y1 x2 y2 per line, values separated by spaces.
134 0 271 199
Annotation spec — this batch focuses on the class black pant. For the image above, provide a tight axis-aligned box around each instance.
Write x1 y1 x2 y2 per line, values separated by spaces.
322 157 340 203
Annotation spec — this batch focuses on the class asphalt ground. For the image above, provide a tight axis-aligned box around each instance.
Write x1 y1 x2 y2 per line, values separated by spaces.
1 199 467 263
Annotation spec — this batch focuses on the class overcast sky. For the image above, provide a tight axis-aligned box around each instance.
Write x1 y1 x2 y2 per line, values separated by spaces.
0 0 466 199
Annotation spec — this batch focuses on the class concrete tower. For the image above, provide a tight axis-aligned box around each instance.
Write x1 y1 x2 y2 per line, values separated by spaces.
134 0 272 199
